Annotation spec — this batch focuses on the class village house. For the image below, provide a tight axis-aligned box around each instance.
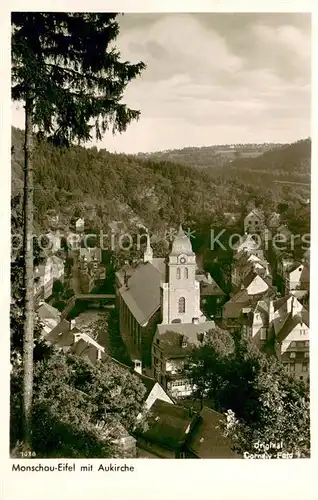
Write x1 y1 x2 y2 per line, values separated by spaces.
195 271 226 317
152 323 215 398
66 231 82 252
244 209 265 234
104 356 174 415
185 407 239 459
285 262 309 293
45 230 62 253
276 257 309 296
51 255 65 282
273 295 309 383
46 210 59 228
34 258 54 300
233 233 264 258
75 217 85 233
134 399 199 458
267 212 281 232
37 301 61 337
115 227 217 377
222 285 276 335
80 246 102 263
231 249 271 291
249 294 310 382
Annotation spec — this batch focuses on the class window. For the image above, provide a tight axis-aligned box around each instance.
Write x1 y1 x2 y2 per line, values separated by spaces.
290 352 296 359
304 352 309 358
260 327 267 340
302 363 308 372
184 267 188 279
290 341 296 348
156 339 160 345
176 267 181 279
178 297 185 313
290 363 295 371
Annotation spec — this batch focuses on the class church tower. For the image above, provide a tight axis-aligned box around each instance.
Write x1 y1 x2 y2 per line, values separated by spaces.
161 225 200 324
143 232 153 263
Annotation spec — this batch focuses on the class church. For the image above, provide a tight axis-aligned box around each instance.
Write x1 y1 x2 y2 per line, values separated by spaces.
115 226 217 392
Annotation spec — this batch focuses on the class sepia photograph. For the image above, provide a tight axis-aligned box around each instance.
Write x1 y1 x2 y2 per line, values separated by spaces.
10 11 311 462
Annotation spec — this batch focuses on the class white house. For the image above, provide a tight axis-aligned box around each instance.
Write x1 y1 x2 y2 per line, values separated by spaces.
244 209 265 234
286 263 309 293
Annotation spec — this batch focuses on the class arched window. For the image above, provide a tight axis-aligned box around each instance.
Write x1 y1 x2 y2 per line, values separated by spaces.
176 267 181 279
178 297 185 313
184 268 188 279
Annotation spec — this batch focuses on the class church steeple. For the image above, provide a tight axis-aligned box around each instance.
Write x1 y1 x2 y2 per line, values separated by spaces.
160 224 200 324
143 231 153 263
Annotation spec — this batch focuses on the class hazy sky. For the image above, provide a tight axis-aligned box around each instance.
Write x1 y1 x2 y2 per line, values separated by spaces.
11 13 311 153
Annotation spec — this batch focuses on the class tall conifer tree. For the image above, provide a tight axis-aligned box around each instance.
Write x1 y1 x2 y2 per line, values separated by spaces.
11 12 145 448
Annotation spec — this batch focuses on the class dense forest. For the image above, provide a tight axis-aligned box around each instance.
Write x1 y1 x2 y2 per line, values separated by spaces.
11 127 310 241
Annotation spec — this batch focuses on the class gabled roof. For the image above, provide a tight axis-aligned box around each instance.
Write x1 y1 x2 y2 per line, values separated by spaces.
245 208 265 221
156 321 216 357
276 311 309 343
119 261 165 325
196 273 225 296
101 354 171 403
37 302 60 321
186 407 238 458
241 270 268 291
136 399 196 450
288 261 303 274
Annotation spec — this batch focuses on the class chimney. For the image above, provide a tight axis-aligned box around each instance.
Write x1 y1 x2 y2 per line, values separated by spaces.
133 359 142 375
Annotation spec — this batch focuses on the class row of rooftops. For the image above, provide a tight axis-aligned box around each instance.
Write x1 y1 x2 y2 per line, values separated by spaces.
37 300 237 458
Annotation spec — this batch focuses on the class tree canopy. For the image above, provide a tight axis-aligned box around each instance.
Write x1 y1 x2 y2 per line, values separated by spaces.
186 331 310 458
11 352 147 458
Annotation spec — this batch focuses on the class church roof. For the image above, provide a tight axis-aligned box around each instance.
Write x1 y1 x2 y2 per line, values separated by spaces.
119 261 165 325
170 225 195 256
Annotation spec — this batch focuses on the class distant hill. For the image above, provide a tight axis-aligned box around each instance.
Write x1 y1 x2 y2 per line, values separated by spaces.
136 143 287 169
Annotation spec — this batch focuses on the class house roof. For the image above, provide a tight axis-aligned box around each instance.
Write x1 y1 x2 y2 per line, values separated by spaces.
102 354 170 402
233 234 261 253
276 310 309 343
44 318 72 345
156 321 216 357
119 261 165 325
37 302 60 321
246 208 265 221
223 289 271 319
186 407 238 458
136 399 196 450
